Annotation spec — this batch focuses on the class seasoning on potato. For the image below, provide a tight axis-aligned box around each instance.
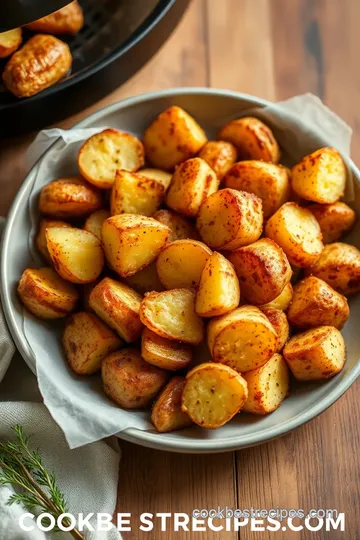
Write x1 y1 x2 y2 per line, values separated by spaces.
84 209 110 240
259 282 293 311
25 1 84 35
198 141 237 180
152 209 199 242
125 262 164 295
151 376 193 433
142 328 193 371
308 202 356 243
110 170 164 217
137 168 172 191
39 177 102 218
36 218 71 262
261 308 290 352
0 28 22 58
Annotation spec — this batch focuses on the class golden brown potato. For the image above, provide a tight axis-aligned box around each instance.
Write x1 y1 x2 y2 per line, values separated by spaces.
261 308 290 352
110 170 164 217
242 354 289 415
25 1 84 34
156 239 212 289
82 278 101 311
46 227 104 284
0 28 22 58
39 177 102 218
36 218 71 262
152 209 199 242
223 161 290 218
291 147 346 204
228 238 292 305
143 106 207 170
142 328 192 370
207 305 277 372
102 348 168 409
198 140 237 180
151 376 193 433
17 267 79 319
165 157 219 218
265 202 323 267
3 34 72 98
101 214 170 278
181 362 248 428
125 262 164 294
196 188 263 250
305 242 360 295
308 202 356 243
283 326 346 381
218 117 280 163
89 277 143 342
63 312 122 375
137 168 172 191
140 289 204 344
78 129 145 189
258 282 293 311
195 252 240 317
84 209 110 240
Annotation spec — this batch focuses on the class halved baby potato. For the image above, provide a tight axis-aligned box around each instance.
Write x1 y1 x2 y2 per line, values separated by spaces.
138 168 172 191
181 362 248 429
125 262 164 295
261 308 290 352
78 129 145 189
110 170 164 217
36 218 71 262
0 28 22 58
308 202 356 243
18 267 79 319
25 0 84 34
142 327 193 371
259 282 293 311
39 177 102 218
151 376 193 433
84 209 110 240
198 140 237 180
153 209 199 242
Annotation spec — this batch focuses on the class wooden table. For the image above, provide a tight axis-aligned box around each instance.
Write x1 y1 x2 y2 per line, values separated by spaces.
1 1 359 538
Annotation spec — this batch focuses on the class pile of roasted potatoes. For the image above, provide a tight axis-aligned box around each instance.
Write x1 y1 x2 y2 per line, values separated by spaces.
0 1 83 98
17 104 360 433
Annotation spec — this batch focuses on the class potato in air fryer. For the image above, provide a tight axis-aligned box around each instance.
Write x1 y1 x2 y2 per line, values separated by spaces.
25 1 84 34
137 168 172 191
142 328 193 371
84 209 110 240
143 106 207 170
39 177 102 218
261 308 290 352
36 219 71 262
125 262 164 295
198 141 237 180
283 326 346 381
0 28 22 58
308 202 356 243
151 376 193 433
259 283 293 311
110 170 164 217
152 209 199 242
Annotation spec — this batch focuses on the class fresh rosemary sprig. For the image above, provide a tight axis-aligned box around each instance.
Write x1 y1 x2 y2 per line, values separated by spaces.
0 425 84 540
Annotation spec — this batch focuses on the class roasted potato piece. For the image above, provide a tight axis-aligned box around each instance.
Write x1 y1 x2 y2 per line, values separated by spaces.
89 277 143 342
25 1 84 34
138 168 172 191
198 141 237 180
36 218 71 262
258 282 293 311
102 348 168 409
261 308 290 352
39 177 102 218
166 158 219 218
110 170 164 217
308 202 356 243
143 106 207 170
3 35 72 98
46 227 104 284
181 363 248 428
291 147 346 204
242 354 289 415
84 209 110 240
156 239 212 289
78 129 145 189
207 306 277 372
218 117 280 163
140 289 204 344
195 252 240 317
125 262 164 294
228 238 292 305
17 267 79 319
82 278 101 311
283 326 346 381
0 28 22 58
151 376 193 433
224 161 290 218
142 328 192 370
305 242 360 295
153 209 199 242
265 202 323 267
196 188 263 250
102 214 170 278
63 312 122 375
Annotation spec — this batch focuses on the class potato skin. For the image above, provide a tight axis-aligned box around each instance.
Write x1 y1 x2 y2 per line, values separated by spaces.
102 348 168 409
258 282 293 311
39 177 102 218
3 34 72 98
261 308 290 352
142 328 192 371
36 218 71 262
153 209 199 242
110 170 164 217
198 141 237 180
25 1 84 34
151 376 193 433
84 209 110 240
308 202 356 243
0 28 22 58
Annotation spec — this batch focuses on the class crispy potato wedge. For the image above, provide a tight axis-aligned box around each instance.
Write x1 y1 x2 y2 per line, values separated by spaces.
218 117 280 163
224 161 290 218
78 129 145 189
207 305 278 372
3 34 72 98
102 348 168 409
283 326 346 381
36 218 71 262
0 28 22 58
195 252 240 317
242 354 289 415
89 277 143 342
84 209 110 240
265 202 323 267
142 327 192 370
143 106 207 170
196 188 263 251
110 170 164 217
308 202 356 243
198 140 237 180
18 267 79 319
258 282 293 311
25 1 84 34
140 289 204 344
156 239 212 289
63 312 122 375
153 209 199 242
305 242 360 295
151 376 193 432
181 362 248 428
166 157 219 218
39 177 102 218
291 147 346 204
261 308 290 352
138 168 172 191
102 214 170 278
125 262 164 294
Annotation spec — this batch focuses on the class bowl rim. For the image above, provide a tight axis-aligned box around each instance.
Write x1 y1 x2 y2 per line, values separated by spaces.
2 87 360 453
